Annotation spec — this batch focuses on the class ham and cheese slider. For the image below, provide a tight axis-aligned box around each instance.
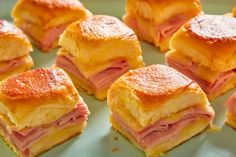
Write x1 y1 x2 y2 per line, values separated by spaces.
0 19 33 81
166 15 236 100
107 64 214 156
56 15 145 100
123 0 202 52
225 92 236 129
11 0 92 52
0 67 90 157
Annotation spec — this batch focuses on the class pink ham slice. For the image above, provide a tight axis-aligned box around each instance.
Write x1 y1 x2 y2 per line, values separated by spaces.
39 24 68 50
157 15 187 40
56 55 130 92
19 23 67 51
225 93 236 114
0 57 25 74
0 102 89 156
126 15 187 43
113 107 213 149
166 57 236 96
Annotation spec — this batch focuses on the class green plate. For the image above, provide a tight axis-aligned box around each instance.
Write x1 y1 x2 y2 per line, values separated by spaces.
1 0 236 157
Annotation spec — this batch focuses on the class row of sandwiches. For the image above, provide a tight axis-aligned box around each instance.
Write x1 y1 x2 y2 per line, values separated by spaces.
1 64 236 157
0 0 236 157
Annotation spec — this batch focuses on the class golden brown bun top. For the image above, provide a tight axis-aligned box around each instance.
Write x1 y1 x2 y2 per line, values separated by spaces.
186 15 236 43
66 15 137 41
0 67 78 101
169 15 236 71
0 67 81 128
0 19 31 47
19 0 84 10
113 64 194 109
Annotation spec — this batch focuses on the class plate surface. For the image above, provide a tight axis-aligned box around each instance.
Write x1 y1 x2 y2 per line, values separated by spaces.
1 0 236 157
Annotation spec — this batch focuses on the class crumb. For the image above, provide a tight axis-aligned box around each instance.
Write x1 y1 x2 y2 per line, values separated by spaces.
114 136 119 141
112 147 119 152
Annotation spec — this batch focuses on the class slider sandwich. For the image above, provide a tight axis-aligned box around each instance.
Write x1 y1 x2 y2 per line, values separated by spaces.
225 92 236 130
166 15 236 100
0 19 33 81
107 64 214 156
123 0 202 51
56 15 145 100
0 67 90 157
11 0 92 52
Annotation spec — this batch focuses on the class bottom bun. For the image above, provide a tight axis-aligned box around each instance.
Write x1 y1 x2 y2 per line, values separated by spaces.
110 116 210 157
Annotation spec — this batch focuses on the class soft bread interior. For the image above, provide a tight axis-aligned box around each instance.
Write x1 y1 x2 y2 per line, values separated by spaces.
111 116 210 157
0 119 87 157
108 82 209 127
0 36 31 62
170 27 236 72
11 0 89 29
0 102 75 130
126 0 201 24
62 69 108 100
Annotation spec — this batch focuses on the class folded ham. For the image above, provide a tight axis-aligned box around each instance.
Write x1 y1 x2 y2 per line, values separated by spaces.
0 57 25 74
125 14 187 48
56 55 130 93
113 106 213 149
0 102 89 157
18 23 68 51
167 57 236 97
225 93 236 115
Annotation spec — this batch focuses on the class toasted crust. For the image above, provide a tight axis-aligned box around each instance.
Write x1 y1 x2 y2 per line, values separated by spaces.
0 20 32 61
170 15 236 72
114 64 193 107
0 20 30 43
0 67 80 129
25 0 84 9
186 15 236 43
66 15 137 41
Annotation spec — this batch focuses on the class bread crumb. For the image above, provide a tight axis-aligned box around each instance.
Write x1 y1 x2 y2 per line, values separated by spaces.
112 147 119 152
114 136 119 141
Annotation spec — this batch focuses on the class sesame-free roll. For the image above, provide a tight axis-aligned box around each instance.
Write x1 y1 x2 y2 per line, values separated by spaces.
0 19 33 81
11 0 92 52
56 15 145 100
0 68 90 157
166 15 236 100
107 64 214 156
123 0 202 51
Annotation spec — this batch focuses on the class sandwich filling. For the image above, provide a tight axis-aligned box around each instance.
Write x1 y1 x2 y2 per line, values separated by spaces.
0 55 32 75
0 101 89 156
56 54 130 93
226 93 236 115
14 20 68 51
112 106 213 149
166 56 236 97
124 14 187 48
